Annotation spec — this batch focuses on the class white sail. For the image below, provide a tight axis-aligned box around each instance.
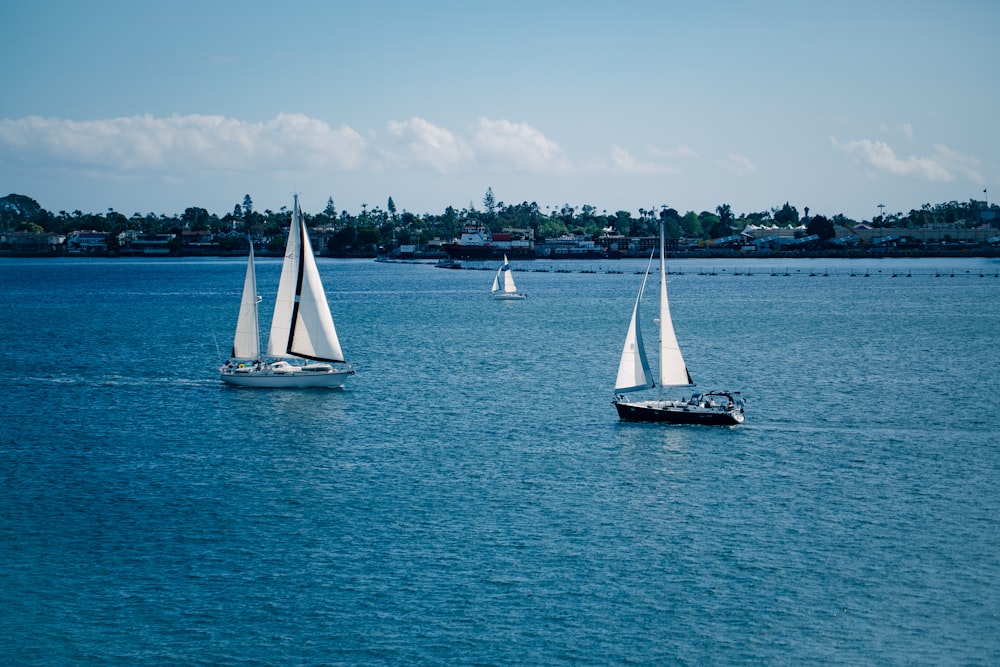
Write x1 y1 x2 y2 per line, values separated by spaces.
657 224 694 387
266 195 345 363
502 265 518 294
615 252 655 393
266 202 300 358
491 254 524 298
288 214 344 362
231 242 260 360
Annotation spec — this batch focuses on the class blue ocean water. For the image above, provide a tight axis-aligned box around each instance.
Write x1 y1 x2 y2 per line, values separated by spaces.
1 255 998 665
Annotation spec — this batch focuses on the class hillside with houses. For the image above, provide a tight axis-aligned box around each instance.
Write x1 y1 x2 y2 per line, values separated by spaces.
2 191 997 259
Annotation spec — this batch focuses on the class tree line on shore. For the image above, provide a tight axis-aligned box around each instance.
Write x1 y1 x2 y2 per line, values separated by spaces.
1 189 995 254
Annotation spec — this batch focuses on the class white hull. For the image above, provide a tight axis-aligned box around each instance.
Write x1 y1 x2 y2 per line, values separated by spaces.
220 366 352 388
493 292 526 300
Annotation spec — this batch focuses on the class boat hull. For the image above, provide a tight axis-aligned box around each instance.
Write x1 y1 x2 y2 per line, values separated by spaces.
220 367 353 388
492 293 526 300
614 399 744 425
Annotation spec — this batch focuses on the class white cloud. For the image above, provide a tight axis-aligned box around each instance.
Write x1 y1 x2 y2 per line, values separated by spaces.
722 153 757 175
470 118 570 173
386 117 472 173
831 137 955 181
647 144 698 160
610 146 671 174
0 113 575 178
0 113 370 172
930 143 983 182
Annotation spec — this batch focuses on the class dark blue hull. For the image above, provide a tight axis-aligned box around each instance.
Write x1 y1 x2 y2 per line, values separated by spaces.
615 400 744 425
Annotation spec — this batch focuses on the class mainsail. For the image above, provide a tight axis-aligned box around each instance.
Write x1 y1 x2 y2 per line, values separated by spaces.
656 229 694 388
265 195 345 363
502 266 518 294
231 242 260 359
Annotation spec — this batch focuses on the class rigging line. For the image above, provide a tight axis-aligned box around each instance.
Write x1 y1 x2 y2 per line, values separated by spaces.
212 331 222 362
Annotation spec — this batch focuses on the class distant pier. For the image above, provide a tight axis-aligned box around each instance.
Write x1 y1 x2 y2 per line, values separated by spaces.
367 257 1000 280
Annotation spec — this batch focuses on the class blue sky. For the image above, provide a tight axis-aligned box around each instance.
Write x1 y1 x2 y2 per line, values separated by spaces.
1 0 996 222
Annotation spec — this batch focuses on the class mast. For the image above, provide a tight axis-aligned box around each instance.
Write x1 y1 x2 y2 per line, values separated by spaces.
286 202 308 354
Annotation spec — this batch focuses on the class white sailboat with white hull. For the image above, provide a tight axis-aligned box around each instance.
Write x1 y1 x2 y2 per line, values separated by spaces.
491 254 526 300
220 195 354 388
613 221 744 424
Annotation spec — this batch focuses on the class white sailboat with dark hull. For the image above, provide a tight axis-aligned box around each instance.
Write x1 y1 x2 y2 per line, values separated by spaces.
491 254 526 300
220 195 354 388
613 221 744 425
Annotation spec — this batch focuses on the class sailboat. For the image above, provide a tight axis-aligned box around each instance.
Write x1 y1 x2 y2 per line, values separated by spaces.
491 254 526 300
613 221 744 424
220 195 354 388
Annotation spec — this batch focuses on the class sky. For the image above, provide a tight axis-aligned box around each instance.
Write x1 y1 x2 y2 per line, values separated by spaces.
1 0 997 222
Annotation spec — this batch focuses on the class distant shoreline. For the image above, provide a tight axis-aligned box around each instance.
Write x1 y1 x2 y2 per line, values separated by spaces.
3 248 999 260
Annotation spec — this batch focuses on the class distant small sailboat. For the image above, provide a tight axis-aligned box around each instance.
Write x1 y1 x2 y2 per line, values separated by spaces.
491 254 526 300
220 195 354 388
613 221 744 424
